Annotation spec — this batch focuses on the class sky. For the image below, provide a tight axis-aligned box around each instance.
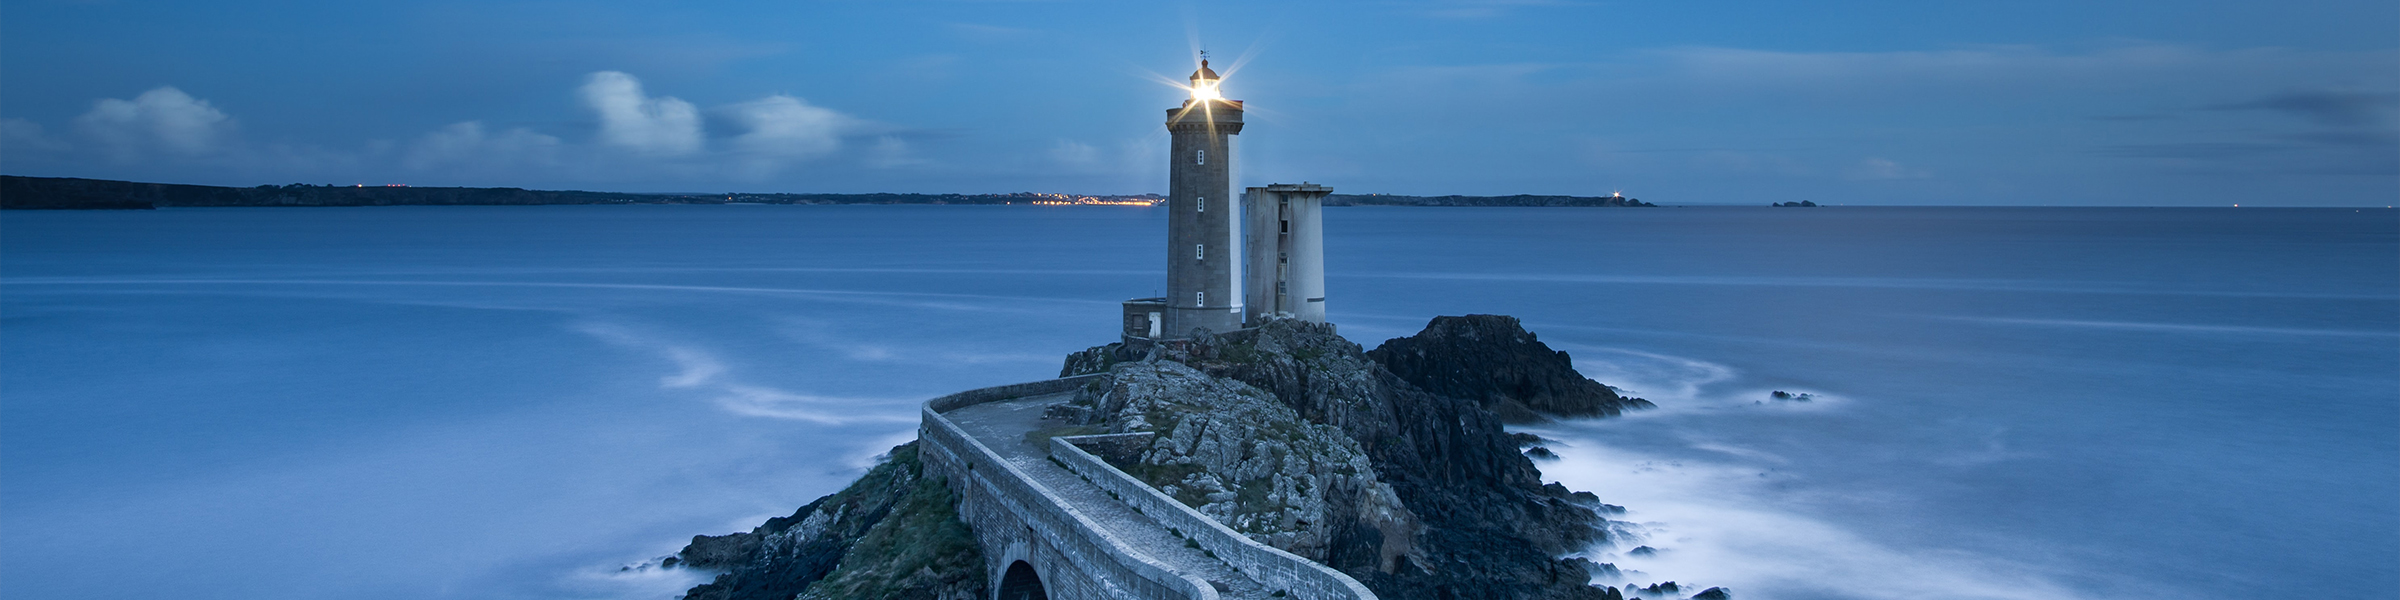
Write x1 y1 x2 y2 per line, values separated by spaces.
1 0 2394 205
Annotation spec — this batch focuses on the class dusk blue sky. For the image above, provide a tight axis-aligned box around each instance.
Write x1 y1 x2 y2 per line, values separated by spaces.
3 0 2394 205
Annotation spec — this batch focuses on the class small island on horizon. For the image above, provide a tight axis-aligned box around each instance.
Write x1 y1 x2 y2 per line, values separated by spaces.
0 175 1658 210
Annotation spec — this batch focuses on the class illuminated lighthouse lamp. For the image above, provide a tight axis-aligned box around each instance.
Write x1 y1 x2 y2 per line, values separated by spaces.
1188 59 1225 101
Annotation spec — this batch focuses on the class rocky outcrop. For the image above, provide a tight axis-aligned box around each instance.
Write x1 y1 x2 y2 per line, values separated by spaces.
1058 343 1126 378
1066 359 1423 570
675 442 983 600
1064 317 1631 599
1368 315 1653 423
679 314 1657 600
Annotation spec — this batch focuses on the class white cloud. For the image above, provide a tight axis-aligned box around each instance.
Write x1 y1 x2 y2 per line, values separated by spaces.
403 121 562 170
74 87 233 159
579 71 703 156
726 94 848 161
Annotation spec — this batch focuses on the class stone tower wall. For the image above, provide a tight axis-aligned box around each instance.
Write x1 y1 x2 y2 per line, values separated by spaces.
1163 100 1245 338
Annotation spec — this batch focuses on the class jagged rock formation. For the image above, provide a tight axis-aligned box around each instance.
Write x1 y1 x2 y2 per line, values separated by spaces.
1368 315 1653 423
1064 317 1636 599
674 442 984 600
1063 359 1423 570
682 314 1657 600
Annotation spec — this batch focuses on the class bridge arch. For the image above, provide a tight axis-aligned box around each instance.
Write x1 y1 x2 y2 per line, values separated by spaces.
997 560 1048 600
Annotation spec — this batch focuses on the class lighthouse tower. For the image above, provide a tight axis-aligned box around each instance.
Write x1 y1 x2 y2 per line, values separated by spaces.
1161 59 1244 337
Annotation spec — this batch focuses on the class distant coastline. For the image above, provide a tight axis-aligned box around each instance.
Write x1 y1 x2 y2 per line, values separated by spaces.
0 175 1653 210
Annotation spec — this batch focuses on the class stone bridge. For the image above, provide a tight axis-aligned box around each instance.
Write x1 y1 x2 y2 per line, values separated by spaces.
919 375 1379 600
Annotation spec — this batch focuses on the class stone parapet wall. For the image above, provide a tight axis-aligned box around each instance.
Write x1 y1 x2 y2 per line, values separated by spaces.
926 374 1107 413
1052 436 1379 600
1058 432 1155 464
919 391 1217 600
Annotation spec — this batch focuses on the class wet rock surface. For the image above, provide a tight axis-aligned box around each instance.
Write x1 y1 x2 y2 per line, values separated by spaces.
680 313 1672 600
1367 315 1654 422
674 442 983 600
1075 359 1423 570
1064 316 1636 599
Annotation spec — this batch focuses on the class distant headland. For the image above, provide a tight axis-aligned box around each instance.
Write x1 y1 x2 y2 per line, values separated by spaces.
0 176 1653 210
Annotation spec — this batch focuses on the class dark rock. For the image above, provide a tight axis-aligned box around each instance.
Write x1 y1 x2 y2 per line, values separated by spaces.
1627 546 1657 557
678 442 983 600
1582 560 1623 580
1511 432 1551 447
1368 315 1654 423
1690 587 1732 600
1059 343 1127 377
1102 316 1623 599
676 530 762 571
1075 359 1409 566
1640 581 1681 595
1526 446 1559 460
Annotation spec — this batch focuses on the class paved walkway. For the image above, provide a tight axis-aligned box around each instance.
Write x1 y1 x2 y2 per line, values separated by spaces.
946 393 1274 599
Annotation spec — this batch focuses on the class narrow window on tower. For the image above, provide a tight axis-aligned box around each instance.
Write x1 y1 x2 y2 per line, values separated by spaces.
1195 244 1205 261
1196 291 1205 306
1198 149 1206 165
1197 196 1205 212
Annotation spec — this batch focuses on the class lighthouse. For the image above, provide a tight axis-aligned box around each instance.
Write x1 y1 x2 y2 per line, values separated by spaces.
1160 59 1244 337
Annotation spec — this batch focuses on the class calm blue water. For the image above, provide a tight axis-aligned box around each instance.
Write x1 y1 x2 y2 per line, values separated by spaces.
2 205 2392 599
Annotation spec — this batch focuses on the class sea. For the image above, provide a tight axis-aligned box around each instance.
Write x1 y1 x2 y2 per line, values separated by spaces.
1 205 2392 600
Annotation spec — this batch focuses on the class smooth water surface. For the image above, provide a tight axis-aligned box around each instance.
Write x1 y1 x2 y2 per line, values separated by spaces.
2 205 2392 599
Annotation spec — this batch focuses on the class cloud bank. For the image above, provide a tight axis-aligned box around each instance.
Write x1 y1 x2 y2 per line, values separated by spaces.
580 71 705 156
15 71 887 187
74 87 234 160
7 43 2389 203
